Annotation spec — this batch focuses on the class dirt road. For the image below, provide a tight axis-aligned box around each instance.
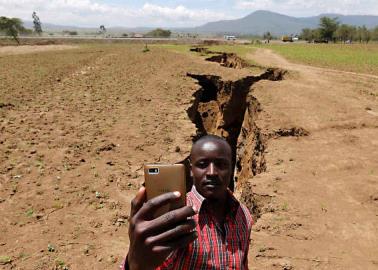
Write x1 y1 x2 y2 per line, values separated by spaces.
246 48 378 269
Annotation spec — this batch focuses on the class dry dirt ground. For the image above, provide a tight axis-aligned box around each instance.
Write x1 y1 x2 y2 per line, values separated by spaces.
246 49 378 270
0 44 377 270
0 45 78 56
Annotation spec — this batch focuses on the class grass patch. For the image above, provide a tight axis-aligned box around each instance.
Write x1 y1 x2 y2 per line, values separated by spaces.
25 209 34 217
154 44 192 55
207 44 256 60
256 43 378 75
0 255 12 265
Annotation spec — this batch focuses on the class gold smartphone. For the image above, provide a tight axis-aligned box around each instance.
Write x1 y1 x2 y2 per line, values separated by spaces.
144 164 186 218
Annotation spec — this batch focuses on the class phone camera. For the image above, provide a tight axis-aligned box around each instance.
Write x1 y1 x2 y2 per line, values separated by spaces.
148 168 159 174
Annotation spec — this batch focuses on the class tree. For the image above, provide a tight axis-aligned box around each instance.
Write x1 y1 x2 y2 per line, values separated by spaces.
263 31 272 43
146 28 171 38
360 25 371 43
335 24 355 43
319 16 339 42
99 25 106 35
312 29 322 42
32 11 42 35
0 16 27 44
355 26 371 43
300 28 313 42
372 26 378 41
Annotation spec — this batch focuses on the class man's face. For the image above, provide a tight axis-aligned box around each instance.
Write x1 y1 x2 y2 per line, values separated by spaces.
190 140 232 201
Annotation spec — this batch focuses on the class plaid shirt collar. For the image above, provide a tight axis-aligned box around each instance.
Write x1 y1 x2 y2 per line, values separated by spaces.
189 185 240 217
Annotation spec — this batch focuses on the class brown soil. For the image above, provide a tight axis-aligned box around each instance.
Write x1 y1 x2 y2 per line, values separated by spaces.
0 45 78 55
245 48 378 270
0 44 255 270
0 45 377 270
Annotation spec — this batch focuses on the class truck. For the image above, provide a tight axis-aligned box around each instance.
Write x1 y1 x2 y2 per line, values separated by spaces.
281 35 293 42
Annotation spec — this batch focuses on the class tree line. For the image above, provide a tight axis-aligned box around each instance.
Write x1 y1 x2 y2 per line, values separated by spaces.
300 16 378 43
0 12 173 44
0 12 42 44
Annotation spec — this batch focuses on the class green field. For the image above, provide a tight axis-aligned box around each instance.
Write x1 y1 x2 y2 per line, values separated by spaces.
158 43 378 76
257 43 378 75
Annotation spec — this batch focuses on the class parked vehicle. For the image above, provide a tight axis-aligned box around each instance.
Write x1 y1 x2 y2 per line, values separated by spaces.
224 35 237 41
281 35 293 42
314 39 328 43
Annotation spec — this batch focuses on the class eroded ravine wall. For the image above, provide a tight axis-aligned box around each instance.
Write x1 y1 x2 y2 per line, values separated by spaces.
186 50 310 220
187 69 285 192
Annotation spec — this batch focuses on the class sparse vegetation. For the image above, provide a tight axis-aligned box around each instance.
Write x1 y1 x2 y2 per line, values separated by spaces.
281 202 289 211
142 44 150 53
300 16 378 43
0 255 12 265
0 16 28 44
146 28 171 38
263 31 272 43
25 209 34 217
99 25 106 35
32 11 42 35
47 244 55 252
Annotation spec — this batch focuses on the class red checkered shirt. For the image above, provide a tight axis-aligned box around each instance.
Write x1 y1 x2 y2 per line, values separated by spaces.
122 186 253 270
157 186 253 270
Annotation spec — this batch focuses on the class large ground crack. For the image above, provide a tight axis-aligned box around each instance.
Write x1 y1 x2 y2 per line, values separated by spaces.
187 69 284 192
186 65 308 221
206 53 251 69
190 47 289 75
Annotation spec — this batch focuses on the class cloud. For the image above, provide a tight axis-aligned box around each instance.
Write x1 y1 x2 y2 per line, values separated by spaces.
0 0 231 27
234 0 378 16
141 3 232 22
1 0 376 28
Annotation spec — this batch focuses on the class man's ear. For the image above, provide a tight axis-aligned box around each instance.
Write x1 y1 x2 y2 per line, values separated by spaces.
189 161 193 177
188 159 193 177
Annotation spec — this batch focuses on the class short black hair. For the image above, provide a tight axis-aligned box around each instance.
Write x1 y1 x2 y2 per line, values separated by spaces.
190 134 232 158
193 134 228 145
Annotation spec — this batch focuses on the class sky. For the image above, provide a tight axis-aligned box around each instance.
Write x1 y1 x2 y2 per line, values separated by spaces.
0 0 378 28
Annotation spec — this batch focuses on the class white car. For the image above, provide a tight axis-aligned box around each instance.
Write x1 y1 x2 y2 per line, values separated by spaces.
224 35 237 41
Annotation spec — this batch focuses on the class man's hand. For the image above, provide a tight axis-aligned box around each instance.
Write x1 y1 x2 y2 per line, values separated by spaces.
127 187 197 270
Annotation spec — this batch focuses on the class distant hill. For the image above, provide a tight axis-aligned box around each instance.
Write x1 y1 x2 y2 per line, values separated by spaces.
193 10 378 36
23 21 153 34
20 10 378 36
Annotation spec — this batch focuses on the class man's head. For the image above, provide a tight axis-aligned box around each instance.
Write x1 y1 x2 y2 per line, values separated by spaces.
190 135 232 201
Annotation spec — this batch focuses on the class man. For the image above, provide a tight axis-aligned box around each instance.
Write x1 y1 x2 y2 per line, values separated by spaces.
124 135 253 269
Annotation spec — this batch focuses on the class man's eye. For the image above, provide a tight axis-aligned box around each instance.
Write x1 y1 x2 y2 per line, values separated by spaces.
196 161 208 168
215 160 229 169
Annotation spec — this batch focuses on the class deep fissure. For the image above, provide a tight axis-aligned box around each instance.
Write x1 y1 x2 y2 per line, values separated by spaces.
205 53 252 69
186 69 284 194
186 66 307 220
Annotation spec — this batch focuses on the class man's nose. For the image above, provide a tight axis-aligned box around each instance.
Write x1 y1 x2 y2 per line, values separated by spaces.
207 162 217 175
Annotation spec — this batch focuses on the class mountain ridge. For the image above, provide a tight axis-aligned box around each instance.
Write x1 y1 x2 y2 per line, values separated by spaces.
21 10 378 36
194 10 378 35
